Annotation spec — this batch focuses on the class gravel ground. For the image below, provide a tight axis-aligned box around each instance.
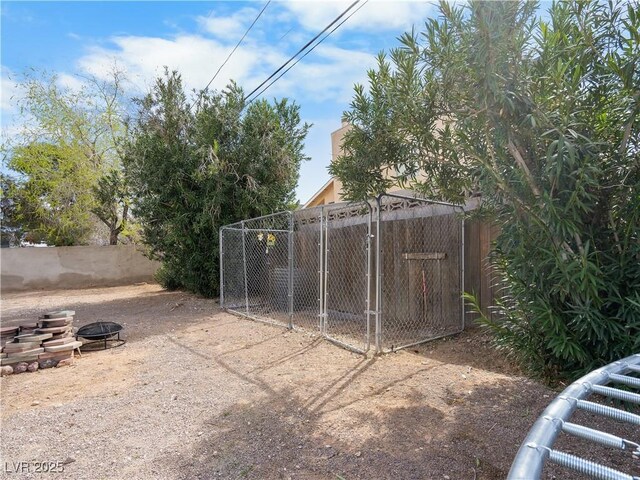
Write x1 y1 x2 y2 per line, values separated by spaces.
0 284 637 480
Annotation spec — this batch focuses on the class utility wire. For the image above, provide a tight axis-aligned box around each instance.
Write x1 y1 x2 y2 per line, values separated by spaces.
244 0 361 103
192 0 271 110
246 0 369 105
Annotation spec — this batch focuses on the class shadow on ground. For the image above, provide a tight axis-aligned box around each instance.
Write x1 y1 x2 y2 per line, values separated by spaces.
165 374 638 479
4 287 637 480
158 329 635 480
403 327 523 377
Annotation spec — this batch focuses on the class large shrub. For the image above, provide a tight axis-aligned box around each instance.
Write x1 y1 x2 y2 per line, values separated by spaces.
330 1 640 378
126 71 309 297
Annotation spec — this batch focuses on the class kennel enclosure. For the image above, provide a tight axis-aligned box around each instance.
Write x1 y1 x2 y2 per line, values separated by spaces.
220 192 464 354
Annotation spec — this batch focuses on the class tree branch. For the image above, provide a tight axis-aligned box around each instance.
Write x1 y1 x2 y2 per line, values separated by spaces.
507 138 540 198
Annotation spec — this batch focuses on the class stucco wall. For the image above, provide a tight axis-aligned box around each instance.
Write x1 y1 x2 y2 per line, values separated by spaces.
1 245 160 292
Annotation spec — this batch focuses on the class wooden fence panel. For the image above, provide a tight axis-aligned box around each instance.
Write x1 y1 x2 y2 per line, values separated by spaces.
463 215 499 326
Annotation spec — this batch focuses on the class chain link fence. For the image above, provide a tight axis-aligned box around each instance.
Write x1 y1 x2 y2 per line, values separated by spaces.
220 212 293 328
291 207 323 332
375 193 464 352
323 202 373 353
220 191 464 354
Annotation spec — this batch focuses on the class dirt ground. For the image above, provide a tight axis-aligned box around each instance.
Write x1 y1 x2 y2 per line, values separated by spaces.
0 284 637 480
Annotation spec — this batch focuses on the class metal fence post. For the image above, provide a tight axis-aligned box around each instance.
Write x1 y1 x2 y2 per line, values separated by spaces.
375 196 382 354
365 202 373 353
323 207 329 336
241 220 249 314
460 213 465 332
318 211 325 334
287 212 294 329
219 227 224 308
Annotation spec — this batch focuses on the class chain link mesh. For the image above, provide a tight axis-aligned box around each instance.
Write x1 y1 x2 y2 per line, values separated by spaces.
220 227 245 311
323 202 372 353
376 193 464 352
221 212 292 327
291 207 323 333
220 192 463 354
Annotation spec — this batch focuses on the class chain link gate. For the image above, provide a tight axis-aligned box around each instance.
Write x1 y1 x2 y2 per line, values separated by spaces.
290 207 323 332
220 192 464 355
375 193 464 353
322 202 373 354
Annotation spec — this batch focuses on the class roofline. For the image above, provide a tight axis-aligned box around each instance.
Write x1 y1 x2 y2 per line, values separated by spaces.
302 177 336 208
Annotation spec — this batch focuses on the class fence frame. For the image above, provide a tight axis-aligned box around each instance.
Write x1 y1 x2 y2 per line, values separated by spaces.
321 200 374 354
220 211 294 327
220 193 465 355
375 193 465 353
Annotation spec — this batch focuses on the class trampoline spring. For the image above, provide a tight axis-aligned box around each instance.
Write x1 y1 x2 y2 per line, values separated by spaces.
560 420 639 452
589 384 640 404
574 399 640 425
608 373 640 388
547 449 637 480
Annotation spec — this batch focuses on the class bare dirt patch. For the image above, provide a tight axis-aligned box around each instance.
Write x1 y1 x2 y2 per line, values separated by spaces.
1 285 636 479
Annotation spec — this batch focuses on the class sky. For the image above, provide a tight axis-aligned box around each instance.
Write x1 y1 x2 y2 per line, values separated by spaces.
0 0 437 204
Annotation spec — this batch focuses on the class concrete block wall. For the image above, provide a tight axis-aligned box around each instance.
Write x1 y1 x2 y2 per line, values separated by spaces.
1 245 160 292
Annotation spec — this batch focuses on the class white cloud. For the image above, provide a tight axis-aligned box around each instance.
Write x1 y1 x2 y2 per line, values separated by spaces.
76 34 282 96
2 4 421 179
197 7 259 40
74 30 375 106
0 66 26 144
281 0 434 33
0 66 20 115
0 122 24 142
69 2 430 105
56 72 85 93
256 44 375 103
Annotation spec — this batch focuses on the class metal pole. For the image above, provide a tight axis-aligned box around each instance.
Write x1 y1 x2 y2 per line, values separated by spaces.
460 209 465 332
219 228 224 308
287 212 294 329
318 211 324 332
437 258 443 326
241 221 249 314
375 196 383 354
323 207 329 336
365 202 372 353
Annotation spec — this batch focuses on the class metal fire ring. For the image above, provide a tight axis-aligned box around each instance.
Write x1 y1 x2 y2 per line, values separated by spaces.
76 321 126 350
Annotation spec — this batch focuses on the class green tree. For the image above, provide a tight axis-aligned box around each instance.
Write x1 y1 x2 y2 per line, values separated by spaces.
0 173 25 247
4 69 133 245
331 0 640 378
91 167 132 245
7 142 96 245
126 70 309 296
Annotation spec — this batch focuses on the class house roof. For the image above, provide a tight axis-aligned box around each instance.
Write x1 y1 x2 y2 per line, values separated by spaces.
302 177 337 208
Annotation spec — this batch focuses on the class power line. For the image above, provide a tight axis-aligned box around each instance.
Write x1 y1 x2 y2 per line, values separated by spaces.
246 0 369 105
203 0 271 92
192 0 271 110
244 0 361 103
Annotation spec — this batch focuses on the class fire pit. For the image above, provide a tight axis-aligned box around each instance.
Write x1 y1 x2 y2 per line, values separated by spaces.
76 322 125 350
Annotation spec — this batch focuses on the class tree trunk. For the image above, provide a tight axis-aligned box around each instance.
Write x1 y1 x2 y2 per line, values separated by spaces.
109 204 128 245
